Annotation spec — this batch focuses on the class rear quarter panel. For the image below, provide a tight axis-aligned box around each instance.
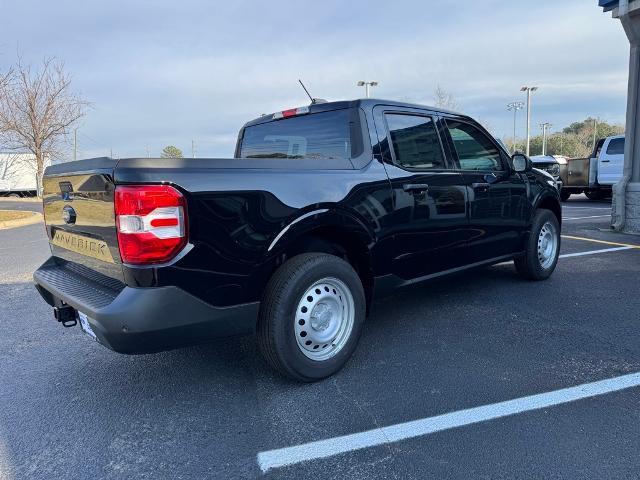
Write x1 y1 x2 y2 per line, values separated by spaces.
114 158 394 307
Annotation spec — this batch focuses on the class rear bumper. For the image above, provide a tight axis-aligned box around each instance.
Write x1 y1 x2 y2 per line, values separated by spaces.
33 257 258 354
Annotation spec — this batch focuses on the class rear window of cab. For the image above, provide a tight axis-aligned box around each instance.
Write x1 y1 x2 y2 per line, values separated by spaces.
239 109 352 160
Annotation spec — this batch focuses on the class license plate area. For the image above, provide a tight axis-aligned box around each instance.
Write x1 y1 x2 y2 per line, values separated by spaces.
78 311 97 340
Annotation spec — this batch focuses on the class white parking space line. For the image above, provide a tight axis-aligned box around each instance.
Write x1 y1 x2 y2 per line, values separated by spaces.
559 246 634 258
257 372 640 472
563 206 611 210
494 244 635 266
562 215 611 220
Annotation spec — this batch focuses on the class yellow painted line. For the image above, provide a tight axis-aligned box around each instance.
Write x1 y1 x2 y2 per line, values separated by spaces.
561 235 640 249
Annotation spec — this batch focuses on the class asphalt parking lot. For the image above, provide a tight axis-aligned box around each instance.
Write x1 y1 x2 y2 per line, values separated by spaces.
1 195 640 479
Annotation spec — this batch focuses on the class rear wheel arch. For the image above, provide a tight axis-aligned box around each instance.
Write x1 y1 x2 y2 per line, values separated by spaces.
268 212 376 313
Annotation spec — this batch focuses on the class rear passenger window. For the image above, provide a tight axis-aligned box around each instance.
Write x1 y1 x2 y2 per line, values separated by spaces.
606 138 625 155
385 114 446 170
239 109 351 160
446 121 504 171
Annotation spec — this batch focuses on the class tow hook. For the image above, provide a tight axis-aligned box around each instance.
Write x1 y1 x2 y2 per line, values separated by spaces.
54 305 77 328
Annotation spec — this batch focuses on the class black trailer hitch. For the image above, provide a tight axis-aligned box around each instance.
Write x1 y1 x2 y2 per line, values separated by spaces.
54 305 77 328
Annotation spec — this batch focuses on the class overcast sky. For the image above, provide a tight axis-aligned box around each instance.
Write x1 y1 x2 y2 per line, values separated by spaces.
0 0 631 159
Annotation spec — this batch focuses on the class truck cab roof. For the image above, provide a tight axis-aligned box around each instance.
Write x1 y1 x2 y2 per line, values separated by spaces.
243 98 464 128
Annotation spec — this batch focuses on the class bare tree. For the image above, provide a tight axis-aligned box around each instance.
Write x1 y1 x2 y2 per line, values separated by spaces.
433 84 461 111
0 57 88 195
0 68 13 149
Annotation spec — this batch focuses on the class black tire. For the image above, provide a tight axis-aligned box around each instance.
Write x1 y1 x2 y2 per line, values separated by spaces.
560 189 571 202
584 190 605 201
514 209 560 281
257 253 366 382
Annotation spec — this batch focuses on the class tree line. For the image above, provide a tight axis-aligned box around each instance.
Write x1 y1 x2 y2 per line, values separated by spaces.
505 118 624 158
433 86 625 159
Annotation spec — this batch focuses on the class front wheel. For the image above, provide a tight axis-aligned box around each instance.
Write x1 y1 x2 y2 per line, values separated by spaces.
560 189 571 202
257 253 366 382
514 209 560 280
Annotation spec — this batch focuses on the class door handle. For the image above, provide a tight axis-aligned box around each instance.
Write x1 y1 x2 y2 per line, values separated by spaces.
601 160 610 163
472 182 491 191
403 183 429 193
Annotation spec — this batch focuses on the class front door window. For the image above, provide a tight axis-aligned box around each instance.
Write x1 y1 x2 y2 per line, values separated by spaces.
446 121 504 172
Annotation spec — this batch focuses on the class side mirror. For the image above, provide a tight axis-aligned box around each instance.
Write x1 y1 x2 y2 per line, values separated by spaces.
511 153 531 173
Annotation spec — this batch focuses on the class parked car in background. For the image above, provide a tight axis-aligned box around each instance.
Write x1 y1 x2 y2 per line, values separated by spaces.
559 135 624 201
493 140 563 192
33 99 562 381
0 153 41 197
530 155 563 191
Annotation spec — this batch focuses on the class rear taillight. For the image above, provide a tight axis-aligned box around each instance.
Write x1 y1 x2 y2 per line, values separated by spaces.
114 185 188 265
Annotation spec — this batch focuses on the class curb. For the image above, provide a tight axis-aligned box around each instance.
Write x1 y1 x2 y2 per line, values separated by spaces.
0 210 43 230
0 197 41 203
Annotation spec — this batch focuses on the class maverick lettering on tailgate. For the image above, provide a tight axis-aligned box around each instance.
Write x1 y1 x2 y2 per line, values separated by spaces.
51 230 115 263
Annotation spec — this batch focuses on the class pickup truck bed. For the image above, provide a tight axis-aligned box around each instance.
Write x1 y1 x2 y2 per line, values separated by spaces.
560 135 624 200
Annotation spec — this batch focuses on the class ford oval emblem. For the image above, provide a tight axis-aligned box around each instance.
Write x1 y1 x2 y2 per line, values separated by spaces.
62 205 77 225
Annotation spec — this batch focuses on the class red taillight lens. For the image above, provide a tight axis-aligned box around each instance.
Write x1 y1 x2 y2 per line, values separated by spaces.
114 185 188 265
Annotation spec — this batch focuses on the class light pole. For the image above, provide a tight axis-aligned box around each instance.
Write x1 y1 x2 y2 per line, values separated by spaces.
357 81 378 98
73 128 78 161
507 101 525 153
521 86 538 156
540 122 552 155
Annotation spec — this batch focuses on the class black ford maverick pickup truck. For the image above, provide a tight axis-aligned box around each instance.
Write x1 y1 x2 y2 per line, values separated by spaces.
34 99 561 381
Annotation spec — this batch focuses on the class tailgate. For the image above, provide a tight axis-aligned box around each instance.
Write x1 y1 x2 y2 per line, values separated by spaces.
42 158 124 281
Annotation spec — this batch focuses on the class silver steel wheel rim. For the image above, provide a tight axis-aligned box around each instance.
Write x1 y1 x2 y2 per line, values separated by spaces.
294 277 355 361
537 221 558 269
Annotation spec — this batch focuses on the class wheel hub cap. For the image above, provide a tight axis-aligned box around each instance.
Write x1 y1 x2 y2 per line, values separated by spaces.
537 221 558 269
310 303 333 331
294 278 355 361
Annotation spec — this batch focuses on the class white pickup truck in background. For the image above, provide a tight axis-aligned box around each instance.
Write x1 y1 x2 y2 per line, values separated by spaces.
560 135 625 201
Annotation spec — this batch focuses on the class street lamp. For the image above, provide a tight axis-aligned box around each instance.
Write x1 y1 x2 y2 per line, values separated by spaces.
357 80 378 98
521 86 538 156
506 101 525 154
540 122 552 155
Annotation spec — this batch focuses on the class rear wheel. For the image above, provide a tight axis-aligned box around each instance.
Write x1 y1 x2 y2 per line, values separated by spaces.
514 209 560 280
560 189 571 202
257 253 366 382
